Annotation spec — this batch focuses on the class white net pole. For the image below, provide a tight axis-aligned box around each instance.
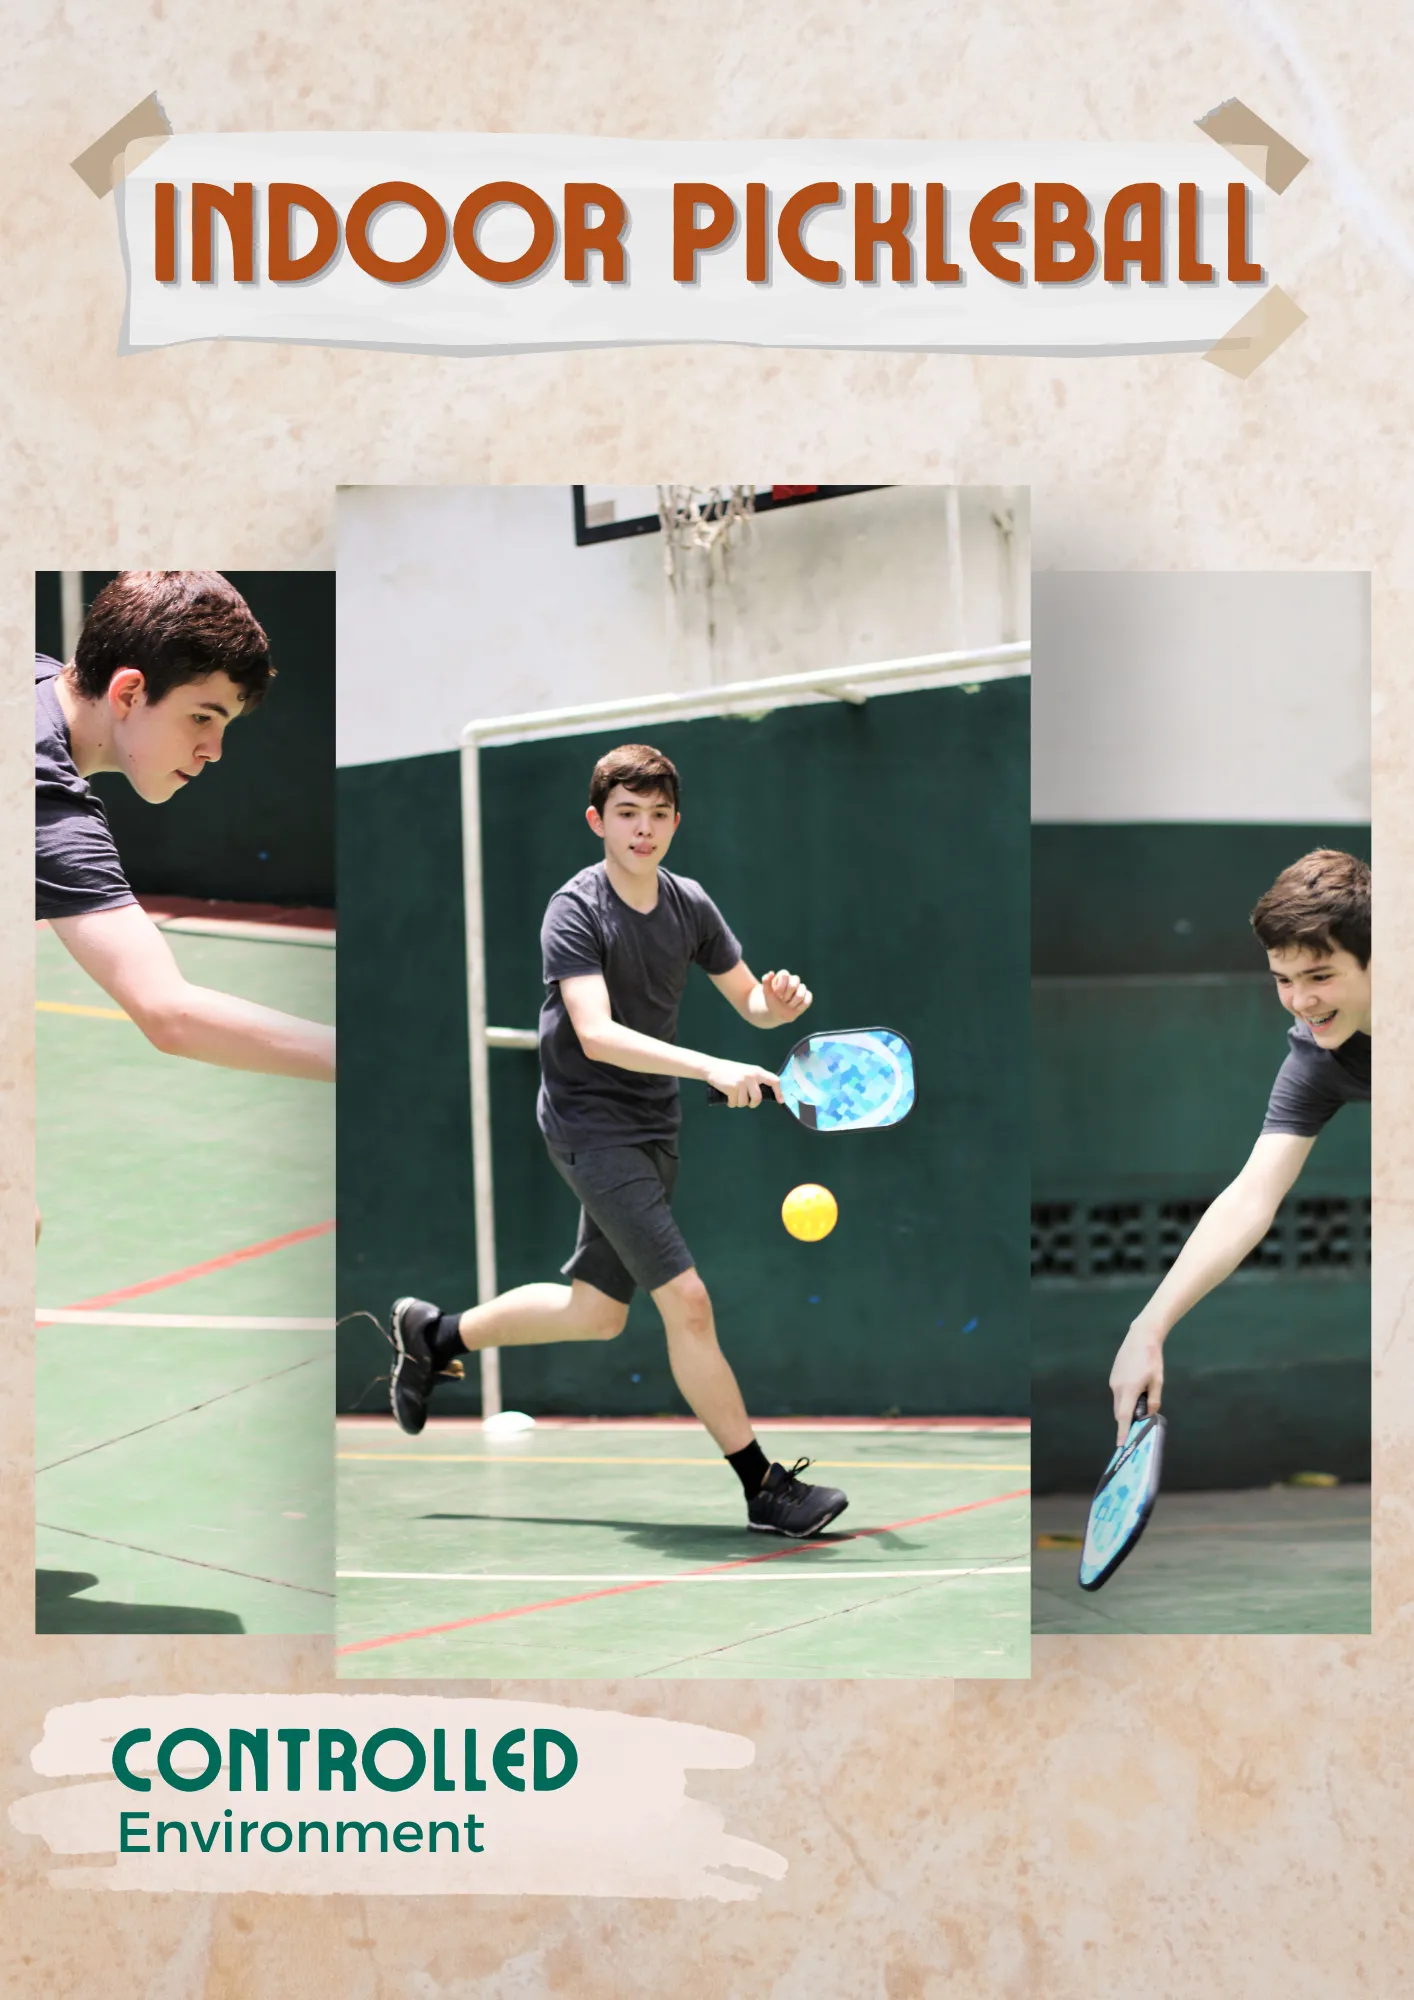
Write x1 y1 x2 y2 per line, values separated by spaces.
459 738 502 1420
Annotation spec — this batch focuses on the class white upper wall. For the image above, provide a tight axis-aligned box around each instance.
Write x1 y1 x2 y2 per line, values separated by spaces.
336 484 1028 766
1032 571 1371 823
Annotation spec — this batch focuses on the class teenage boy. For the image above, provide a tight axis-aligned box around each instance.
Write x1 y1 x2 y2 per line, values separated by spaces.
1108 849 1371 1443
389 742 850 1539
36 571 336 1084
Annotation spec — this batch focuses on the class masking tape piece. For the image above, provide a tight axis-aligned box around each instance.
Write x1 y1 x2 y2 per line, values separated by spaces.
1196 99 1309 194
71 92 171 198
1204 286 1307 378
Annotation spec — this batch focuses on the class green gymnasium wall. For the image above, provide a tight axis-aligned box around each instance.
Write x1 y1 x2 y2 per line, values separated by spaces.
337 679 1030 1419
1032 823 1372 1491
35 572 334 907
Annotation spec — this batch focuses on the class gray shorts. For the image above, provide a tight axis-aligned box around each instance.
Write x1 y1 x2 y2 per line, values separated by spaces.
546 1140 694 1304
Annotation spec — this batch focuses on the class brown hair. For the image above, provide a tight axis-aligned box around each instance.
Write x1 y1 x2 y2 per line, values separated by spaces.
1250 849 1371 968
71 572 274 708
589 744 680 815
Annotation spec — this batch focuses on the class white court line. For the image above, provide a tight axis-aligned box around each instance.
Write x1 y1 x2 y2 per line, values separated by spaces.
37 1310 335 1330
154 916 336 947
338 1566 1032 1583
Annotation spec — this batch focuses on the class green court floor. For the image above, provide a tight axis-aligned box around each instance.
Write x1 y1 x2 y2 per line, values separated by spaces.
1031 1486 1372 1635
336 1420 1031 1679
35 921 335 1635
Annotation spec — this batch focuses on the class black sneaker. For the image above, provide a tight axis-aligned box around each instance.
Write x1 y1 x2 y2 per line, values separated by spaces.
389 1296 459 1435
747 1458 849 1538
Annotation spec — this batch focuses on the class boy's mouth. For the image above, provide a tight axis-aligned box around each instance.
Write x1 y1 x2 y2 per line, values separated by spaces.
1307 1010 1338 1031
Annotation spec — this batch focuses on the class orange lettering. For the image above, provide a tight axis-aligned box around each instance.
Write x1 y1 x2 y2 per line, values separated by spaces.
969 183 1023 283
453 183 557 284
191 183 254 283
347 182 447 284
672 183 736 282
854 182 913 283
563 183 626 282
1103 183 1163 282
269 184 341 283
778 183 843 284
1034 183 1095 283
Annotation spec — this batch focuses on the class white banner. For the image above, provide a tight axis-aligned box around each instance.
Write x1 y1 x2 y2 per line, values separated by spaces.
117 135 1270 357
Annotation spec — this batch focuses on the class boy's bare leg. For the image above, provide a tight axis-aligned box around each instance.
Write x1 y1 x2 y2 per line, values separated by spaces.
453 1279 628 1348
649 1267 754 1455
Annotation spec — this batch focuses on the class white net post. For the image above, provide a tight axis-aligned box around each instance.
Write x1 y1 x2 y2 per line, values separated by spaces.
459 737 502 1420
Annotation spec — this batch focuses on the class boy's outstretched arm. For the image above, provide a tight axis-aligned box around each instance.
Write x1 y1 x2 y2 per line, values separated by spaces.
1108 1130 1314 1443
560 972 780 1107
51 904 336 1082
708 959 813 1028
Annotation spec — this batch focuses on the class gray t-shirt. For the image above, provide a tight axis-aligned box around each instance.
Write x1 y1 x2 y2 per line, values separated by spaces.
35 655 136 922
1261 1018 1371 1137
537 862 742 1150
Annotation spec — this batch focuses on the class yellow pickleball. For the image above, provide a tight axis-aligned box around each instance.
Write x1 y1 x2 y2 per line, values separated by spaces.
781 1183 838 1242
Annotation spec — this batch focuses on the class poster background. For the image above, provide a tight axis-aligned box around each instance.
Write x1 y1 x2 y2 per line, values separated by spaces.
2 6 1410 1995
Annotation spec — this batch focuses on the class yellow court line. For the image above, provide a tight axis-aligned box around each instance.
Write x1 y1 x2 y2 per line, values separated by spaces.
37 999 130 1021
338 1453 1030 1470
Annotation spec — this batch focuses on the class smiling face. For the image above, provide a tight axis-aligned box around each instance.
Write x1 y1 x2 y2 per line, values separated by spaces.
1267 942 1373 1048
107 668 246 803
586 783 680 877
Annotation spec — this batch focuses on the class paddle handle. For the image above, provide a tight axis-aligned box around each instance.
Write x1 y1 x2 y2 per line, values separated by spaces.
705 1084 782 1106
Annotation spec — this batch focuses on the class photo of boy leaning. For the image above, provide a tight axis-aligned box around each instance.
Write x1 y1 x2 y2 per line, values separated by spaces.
1108 849 1371 1442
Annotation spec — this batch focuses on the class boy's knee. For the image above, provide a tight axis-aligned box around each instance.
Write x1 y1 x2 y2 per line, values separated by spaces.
660 1269 713 1333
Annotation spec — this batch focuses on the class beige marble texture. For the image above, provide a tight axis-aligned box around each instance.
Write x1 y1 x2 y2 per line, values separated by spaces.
1 4 1410 1993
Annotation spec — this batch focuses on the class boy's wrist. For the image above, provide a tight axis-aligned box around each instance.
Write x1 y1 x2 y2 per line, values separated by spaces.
1128 1313 1169 1347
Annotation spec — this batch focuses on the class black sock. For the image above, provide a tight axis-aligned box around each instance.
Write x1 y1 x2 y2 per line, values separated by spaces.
726 1440 771 1498
428 1313 466 1371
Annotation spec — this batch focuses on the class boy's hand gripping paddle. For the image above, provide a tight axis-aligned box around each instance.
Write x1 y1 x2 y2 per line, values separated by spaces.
706 1027 915 1133
1078 1392 1167 1591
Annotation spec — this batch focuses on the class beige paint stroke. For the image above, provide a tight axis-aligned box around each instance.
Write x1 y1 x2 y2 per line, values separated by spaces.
10 1695 787 1900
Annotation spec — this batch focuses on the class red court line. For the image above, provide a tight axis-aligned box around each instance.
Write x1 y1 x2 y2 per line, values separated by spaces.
337 1486 1031 1656
69 1221 335 1310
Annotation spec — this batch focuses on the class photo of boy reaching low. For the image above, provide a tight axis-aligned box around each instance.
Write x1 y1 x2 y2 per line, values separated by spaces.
1108 849 1371 1444
389 742 850 1538
36 571 337 1114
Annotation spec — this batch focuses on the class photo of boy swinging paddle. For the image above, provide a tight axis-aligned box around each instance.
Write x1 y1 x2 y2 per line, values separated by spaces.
36 572 336 1118
1108 849 1371 1442
389 742 851 1538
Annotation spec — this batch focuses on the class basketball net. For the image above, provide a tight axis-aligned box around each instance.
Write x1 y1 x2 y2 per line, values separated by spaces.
655 485 757 585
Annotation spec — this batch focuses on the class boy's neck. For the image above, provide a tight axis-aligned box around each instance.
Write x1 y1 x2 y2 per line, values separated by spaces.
603 851 660 913
54 669 110 779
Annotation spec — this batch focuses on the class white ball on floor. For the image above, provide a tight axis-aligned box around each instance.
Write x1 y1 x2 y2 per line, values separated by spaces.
482 1410 536 1435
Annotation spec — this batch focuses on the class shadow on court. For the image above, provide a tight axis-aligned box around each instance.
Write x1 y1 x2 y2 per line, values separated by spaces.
36 1570 245 1635
420 1510 866 1553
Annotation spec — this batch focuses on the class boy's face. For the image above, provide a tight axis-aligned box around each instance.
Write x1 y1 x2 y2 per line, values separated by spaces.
1266 943 1373 1046
107 669 246 804
586 784 680 874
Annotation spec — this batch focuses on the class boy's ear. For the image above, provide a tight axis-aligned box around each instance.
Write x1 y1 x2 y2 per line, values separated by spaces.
106 667 147 717
586 805 605 839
